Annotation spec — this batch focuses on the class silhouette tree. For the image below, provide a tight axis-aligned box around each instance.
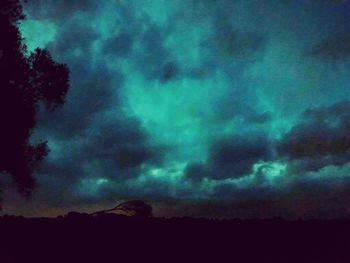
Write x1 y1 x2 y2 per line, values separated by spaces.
0 0 69 197
90 200 153 217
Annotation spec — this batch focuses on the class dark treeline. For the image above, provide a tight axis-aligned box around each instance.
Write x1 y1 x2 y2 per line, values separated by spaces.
0 214 349 262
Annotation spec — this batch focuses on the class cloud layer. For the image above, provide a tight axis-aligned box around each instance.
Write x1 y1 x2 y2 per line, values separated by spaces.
5 0 350 218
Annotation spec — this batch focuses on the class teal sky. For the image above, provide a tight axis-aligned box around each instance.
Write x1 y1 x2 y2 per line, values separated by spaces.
6 0 350 218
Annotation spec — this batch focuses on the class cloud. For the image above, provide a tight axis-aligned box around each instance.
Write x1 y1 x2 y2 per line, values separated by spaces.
184 135 272 181
21 0 169 205
159 62 178 82
103 32 134 58
206 23 266 62
133 24 174 81
13 0 350 218
208 136 273 179
184 162 209 182
307 35 350 62
24 0 99 21
178 163 350 219
36 64 120 140
278 101 350 173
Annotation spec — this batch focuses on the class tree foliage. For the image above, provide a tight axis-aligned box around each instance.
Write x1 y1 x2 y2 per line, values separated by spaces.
0 0 70 195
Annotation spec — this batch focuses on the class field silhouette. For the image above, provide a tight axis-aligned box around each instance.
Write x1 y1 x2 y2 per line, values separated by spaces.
1 211 349 262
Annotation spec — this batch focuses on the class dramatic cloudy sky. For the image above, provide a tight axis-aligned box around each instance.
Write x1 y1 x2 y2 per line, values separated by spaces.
4 0 350 218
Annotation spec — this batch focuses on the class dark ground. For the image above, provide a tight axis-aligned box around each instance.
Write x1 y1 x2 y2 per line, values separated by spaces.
0 213 349 262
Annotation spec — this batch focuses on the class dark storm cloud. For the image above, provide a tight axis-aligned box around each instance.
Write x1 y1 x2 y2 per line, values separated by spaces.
23 0 98 21
212 170 350 219
184 162 209 182
209 136 272 179
83 119 163 170
36 63 120 140
20 0 170 205
40 117 164 181
167 187 350 219
211 180 275 201
49 21 99 56
307 35 350 62
35 116 165 207
208 26 266 62
278 101 350 173
185 135 272 181
196 9 269 125
245 112 272 124
182 101 350 218
135 24 174 82
159 62 178 82
213 97 272 125
100 9 175 83
192 166 350 219
103 32 134 58
191 6 267 78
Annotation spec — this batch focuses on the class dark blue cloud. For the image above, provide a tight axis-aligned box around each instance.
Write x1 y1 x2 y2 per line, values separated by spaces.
24 0 98 21
208 136 272 179
135 24 174 81
307 35 350 62
159 61 178 82
184 162 208 182
278 101 350 173
185 135 272 180
103 32 134 58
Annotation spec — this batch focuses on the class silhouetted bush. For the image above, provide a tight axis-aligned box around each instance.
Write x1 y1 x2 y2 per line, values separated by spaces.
90 200 153 217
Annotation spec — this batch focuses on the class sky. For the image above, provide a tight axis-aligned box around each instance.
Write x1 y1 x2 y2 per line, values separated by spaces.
3 0 350 218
